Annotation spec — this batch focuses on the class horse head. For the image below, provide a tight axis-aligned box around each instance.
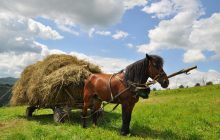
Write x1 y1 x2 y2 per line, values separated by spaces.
146 54 169 88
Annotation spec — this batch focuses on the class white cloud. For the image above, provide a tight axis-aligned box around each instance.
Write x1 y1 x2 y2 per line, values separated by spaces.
189 13 220 59
88 28 95 37
123 0 148 10
137 0 220 63
28 18 63 40
0 12 62 77
0 0 150 37
138 0 203 53
0 0 124 28
167 69 220 89
89 56 133 73
0 52 42 77
142 0 202 19
112 31 129 40
95 31 111 36
127 43 134 48
183 50 205 63
0 0 147 77
142 0 176 19
0 44 133 77
69 52 133 73
0 42 71 77
0 13 63 54
56 24 80 36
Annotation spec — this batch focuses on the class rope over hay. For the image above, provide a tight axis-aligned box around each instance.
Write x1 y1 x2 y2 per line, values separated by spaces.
10 54 101 108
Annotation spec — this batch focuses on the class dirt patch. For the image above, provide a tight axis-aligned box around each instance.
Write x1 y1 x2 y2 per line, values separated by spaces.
0 123 5 128
0 119 25 130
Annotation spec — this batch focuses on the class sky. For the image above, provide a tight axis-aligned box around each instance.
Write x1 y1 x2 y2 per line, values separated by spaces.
0 0 220 89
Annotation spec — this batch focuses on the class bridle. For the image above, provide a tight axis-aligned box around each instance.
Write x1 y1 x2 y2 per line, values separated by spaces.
153 70 166 81
146 68 166 86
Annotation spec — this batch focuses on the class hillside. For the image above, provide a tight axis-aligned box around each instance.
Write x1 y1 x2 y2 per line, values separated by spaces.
0 77 17 106
0 84 12 106
0 77 18 85
0 85 219 139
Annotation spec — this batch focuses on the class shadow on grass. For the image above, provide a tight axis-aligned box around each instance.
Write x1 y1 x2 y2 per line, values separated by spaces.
17 109 121 126
18 110 201 140
131 123 202 140
18 114 54 124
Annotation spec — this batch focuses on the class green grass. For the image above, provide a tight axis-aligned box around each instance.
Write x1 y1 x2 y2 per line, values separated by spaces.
0 85 220 140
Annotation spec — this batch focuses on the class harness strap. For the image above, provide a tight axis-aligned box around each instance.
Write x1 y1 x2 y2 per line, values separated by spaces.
112 86 131 100
111 103 120 111
108 74 115 101
108 72 130 102
115 75 123 83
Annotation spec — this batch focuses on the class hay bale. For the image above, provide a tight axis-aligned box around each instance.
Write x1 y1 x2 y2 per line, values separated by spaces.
41 54 101 75
10 62 41 106
10 54 101 107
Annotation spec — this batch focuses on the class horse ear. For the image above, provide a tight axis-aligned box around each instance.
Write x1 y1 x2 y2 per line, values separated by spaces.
146 53 150 59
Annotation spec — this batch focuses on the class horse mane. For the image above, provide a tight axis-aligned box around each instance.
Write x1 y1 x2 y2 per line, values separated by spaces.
124 57 149 85
150 55 164 67
124 55 163 84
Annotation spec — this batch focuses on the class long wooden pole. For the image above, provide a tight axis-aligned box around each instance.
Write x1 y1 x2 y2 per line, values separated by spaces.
146 66 197 86
167 66 197 78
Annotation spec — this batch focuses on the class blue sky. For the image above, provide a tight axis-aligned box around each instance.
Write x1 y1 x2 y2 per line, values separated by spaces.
0 0 220 88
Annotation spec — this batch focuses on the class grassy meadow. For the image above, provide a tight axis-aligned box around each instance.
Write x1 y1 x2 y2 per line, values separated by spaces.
0 84 220 140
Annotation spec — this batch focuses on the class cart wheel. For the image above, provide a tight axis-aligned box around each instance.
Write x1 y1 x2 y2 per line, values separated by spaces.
53 107 66 123
26 106 36 117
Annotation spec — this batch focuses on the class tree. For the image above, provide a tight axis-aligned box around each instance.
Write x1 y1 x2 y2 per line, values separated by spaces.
179 85 184 88
206 81 213 85
152 88 157 91
195 83 200 87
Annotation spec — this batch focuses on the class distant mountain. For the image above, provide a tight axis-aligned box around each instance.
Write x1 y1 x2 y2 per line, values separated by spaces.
0 77 18 85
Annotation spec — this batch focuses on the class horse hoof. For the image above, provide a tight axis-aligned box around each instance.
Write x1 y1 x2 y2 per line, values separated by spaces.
120 130 130 136
82 124 87 128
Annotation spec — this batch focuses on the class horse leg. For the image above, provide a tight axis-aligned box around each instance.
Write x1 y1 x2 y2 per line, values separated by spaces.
120 102 135 136
92 100 102 126
82 85 92 128
82 102 90 128
26 106 37 117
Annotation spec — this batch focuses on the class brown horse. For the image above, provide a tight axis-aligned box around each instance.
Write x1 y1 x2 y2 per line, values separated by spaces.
82 54 169 135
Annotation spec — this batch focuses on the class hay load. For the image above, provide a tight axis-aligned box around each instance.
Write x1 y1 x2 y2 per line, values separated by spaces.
10 54 101 108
